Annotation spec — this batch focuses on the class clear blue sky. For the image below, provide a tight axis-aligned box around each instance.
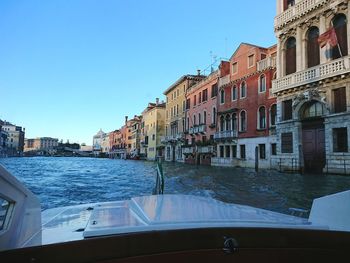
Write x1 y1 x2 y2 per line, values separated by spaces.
0 0 276 145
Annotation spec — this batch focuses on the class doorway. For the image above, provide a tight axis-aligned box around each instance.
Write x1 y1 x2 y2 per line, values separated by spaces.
302 119 325 173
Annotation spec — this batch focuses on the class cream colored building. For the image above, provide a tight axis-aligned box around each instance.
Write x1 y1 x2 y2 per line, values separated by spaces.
163 74 205 162
140 99 166 161
100 132 110 153
273 0 350 174
24 137 58 153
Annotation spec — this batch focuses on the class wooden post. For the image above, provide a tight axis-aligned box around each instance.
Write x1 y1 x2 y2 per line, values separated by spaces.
255 146 259 172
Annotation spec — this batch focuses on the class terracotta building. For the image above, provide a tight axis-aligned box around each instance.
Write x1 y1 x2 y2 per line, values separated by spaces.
212 43 277 168
162 74 205 162
273 0 350 174
183 70 219 165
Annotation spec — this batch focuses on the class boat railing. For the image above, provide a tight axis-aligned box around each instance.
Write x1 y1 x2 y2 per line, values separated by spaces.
153 159 164 195
288 207 310 218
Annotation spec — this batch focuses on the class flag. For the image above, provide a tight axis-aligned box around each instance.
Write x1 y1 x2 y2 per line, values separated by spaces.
318 27 338 48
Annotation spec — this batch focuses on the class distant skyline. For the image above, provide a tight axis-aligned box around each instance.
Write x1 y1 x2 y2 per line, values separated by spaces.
0 0 277 145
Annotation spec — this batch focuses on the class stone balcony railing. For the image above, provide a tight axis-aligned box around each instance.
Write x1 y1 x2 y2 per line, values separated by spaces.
197 145 215 154
182 147 195 154
218 75 230 87
189 125 206 135
274 0 326 29
272 56 350 94
214 130 238 140
257 57 276 72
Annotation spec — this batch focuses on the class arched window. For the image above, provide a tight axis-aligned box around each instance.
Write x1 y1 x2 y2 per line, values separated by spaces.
203 111 207 124
220 116 225 131
283 0 295 11
307 27 320 68
285 37 296 75
220 89 225 104
258 106 266 129
240 111 246 131
259 74 266 92
332 14 348 59
193 115 196 126
270 104 277 126
198 113 201 125
232 85 237 100
212 107 216 125
240 82 246 98
225 114 231 131
302 101 325 119
232 113 237 131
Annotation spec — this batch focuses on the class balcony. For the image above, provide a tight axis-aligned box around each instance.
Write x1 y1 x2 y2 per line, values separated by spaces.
272 56 350 94
160 136 176 144
182 147 195 154
197 145 214 154
274 0 325 30
257 57 276 72
214 130 238 140
197 124 206 134
175 133 185 141
218 75 230 87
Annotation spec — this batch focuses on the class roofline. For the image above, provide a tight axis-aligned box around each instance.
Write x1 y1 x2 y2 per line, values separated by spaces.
163 74 206 95
229 42 276 60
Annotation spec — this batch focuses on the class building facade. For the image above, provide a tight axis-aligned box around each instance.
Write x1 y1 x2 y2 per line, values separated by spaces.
163 74 205 162
93 129 106 155
128 115 142 158
100 132 110 154
140 99 166 161
24 137 59 154
184 71 219 165
0 122 25 156
273 0 350 174
212 43 277 169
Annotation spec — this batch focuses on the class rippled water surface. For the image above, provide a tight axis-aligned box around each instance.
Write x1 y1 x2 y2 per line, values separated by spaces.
1 157 350 214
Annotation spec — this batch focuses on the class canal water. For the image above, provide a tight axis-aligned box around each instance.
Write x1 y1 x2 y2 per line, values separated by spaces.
1 157 350 215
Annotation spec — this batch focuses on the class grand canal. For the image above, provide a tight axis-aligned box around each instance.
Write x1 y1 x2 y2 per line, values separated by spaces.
1 157 350 215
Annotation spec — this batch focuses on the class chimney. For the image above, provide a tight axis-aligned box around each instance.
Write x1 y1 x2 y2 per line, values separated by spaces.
197 69 201 76
125 116 128 123
156 98 159 105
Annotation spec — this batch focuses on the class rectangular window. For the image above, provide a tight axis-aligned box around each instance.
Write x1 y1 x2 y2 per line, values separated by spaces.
219 146 224 158
199 92 202 104
259 144 266 159
194 95 197 106
152 134 155 141
211 84 218 98
333 87 347 113
282 100 293 120
281 132 293 153
271 143 277 155
248 54 254 68
186 99 191 110
202 89 208 102
183 100 186 112
225 145 230 158
240 145 246 159
232 145 237 158
232 62 238 74
232 87 237 100
333 128 348 152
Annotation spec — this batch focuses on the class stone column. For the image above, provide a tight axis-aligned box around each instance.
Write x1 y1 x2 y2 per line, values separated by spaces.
277 40 282 78
296 26 303 72
347 7 350 55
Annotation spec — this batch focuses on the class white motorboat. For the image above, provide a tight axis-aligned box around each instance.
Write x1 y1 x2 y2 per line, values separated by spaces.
0 164 349 262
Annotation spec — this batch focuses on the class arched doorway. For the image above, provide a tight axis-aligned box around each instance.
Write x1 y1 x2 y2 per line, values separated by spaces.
300 101 326 173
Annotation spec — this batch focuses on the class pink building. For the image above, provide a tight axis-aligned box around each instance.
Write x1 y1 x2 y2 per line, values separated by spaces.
183 71 219 165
